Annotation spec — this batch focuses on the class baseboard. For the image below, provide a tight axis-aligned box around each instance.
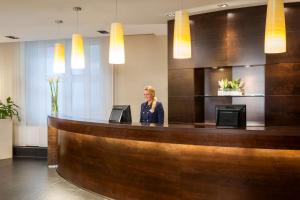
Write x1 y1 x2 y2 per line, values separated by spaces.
13 146 47 159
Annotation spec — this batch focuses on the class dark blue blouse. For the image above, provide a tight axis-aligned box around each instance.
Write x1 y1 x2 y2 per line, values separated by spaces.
140 101 164 124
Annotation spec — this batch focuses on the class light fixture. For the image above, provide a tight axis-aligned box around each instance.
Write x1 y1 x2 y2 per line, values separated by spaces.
173 9 192 59
5 35 19 40
167 12 175 17
109 0 125 64
53 43 65 74
265 0 286 54
53 20 65 74
71 7 85 69
218 4 229 8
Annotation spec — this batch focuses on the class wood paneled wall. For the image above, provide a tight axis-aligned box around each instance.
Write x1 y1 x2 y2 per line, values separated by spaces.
168 3 300 125
265 3 300 126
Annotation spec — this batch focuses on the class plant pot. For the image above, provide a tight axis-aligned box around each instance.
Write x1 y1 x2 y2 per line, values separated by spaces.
218 90 243 96
0 119 13 159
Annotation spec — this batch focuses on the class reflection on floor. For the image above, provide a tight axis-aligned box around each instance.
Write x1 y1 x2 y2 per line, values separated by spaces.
0 158 109 200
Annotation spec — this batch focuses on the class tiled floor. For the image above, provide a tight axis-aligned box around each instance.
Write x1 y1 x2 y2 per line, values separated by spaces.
0 158 110 200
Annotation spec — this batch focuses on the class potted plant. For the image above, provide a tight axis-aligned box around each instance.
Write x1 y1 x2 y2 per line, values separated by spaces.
218 78 244 96
0 97 20 160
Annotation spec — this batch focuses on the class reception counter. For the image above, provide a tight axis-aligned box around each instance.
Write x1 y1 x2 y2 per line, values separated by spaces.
48 116 300 200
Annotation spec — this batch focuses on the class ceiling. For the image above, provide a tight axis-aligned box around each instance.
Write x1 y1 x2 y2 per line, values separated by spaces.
0 0 298 43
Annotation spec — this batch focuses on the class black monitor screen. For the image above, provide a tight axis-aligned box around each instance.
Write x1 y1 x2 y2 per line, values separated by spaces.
109 105 132 123
218 111 239 127
109 109 123 122
216 105 246 128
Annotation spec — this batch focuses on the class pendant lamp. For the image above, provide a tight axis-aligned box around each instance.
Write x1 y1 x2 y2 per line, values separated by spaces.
173 10 191 59
71 7 85 69
109 22 125 64
265 0 286 54
53 43 65 74
53 20 65 74
109 0 125 64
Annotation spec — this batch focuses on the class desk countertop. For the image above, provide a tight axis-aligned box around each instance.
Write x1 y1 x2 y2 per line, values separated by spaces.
48 115 300 150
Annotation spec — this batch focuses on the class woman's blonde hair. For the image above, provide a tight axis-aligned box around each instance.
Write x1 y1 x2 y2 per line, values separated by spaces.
144 86 157 113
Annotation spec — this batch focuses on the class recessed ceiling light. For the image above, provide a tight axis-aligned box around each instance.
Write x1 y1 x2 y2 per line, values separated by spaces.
98 30 109 34
5 35 19 40
218 4 229 8
167 12 175 17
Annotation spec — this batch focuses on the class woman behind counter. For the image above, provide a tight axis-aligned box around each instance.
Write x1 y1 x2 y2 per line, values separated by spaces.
140 86 164 124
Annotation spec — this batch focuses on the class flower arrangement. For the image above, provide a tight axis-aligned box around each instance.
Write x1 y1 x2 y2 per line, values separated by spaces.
48 76 59 115
0 97 20 121
218 78 244 96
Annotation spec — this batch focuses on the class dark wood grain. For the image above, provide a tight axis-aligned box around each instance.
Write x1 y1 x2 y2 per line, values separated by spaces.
265 63 300 95
168 3 300 125
226 6 266 66
48 120 58 165
168 69 196 97
266 3 300 64
49 116 300 150
168 96 196 123
48 116 300 200
266 95 300 126
168 5 266 69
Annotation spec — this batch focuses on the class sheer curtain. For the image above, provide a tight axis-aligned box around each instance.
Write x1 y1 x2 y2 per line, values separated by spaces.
22 38 112 145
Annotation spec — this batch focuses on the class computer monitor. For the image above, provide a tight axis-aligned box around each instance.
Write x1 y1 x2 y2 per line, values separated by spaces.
216 105 246 128
109 105 132 123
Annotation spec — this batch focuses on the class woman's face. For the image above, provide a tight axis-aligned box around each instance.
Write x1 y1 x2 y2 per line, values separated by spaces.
144 90 153 102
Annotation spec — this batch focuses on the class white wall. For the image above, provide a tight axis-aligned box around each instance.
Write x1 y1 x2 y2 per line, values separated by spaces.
113 34 168 122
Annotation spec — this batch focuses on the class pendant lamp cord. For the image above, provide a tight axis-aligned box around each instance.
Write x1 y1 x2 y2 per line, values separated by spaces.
76 10 79 33
115 0 118 21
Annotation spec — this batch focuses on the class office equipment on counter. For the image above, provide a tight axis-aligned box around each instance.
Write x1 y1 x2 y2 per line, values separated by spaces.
109 105 132 123
216 105 246 128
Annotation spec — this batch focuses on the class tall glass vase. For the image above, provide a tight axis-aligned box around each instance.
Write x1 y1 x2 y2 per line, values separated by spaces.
51 95 58 116
49 76 59 116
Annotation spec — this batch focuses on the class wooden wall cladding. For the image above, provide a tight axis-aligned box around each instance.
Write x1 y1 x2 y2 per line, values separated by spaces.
266 96 300 126
266 63 300 126
168 96 200 123
168 6 266 69
226 6 266 66
168 68 204 123
168 69 196 97
168 3 300 125
266 3 300 64
266 63 300 95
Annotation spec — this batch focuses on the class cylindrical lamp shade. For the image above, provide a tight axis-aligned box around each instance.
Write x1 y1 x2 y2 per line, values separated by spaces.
173 10 191 59
71 33 85 69
265 0 286 54
109 22 125 64
53 43 65 74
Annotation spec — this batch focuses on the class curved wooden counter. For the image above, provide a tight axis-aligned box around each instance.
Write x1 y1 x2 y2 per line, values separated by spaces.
48 116 300 200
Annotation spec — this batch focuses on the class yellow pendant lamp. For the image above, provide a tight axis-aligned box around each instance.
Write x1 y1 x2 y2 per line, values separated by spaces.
71 7 85 69
53 20 65 74
71 33 85 69
173 10 191 59
109 0 125 64
109 22 125 64
265 0 286 54
53 43 66 74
